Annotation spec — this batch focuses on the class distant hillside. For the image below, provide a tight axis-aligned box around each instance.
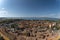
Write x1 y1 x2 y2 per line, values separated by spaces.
0 17 59 21
20 17 60 20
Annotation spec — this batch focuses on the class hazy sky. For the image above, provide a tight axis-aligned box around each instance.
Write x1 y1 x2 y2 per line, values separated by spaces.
0 0 60 18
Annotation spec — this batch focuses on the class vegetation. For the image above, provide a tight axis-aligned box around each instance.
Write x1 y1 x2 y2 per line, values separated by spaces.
52 26 60 30
0 35 4 40
58 39 60 40
11 24 18 28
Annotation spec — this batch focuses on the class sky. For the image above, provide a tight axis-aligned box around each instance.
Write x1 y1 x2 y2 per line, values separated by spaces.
0 0 60 18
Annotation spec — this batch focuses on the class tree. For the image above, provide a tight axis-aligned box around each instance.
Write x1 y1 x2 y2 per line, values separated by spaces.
11 24 18 28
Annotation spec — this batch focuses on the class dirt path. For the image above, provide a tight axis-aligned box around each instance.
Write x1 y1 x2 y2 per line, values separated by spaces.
0 32 10 40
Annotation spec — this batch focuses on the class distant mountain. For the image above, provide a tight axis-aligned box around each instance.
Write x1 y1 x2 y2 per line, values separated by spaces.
20 17 60 20
0 17 59 21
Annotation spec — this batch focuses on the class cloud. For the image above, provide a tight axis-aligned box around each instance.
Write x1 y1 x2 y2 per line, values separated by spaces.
42 13 60 18
0 10 8 14
1 8 5 10
0 10 8 17
38 13 57 18
0 8 8 17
